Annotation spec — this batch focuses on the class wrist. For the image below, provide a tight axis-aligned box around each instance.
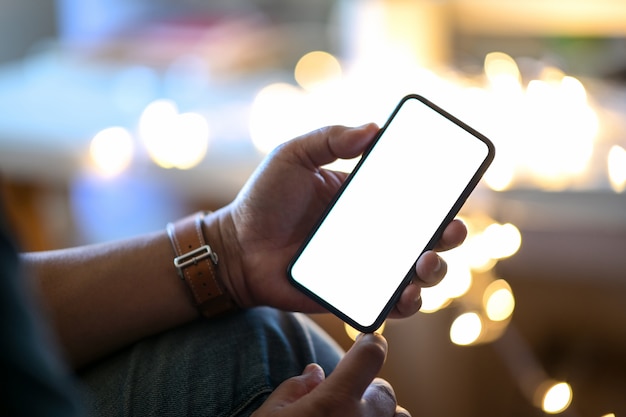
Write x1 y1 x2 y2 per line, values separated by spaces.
200 208 247 308
166 211 239 318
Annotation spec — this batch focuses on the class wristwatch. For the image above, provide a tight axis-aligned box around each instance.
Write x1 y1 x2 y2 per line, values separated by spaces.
166 212 237 318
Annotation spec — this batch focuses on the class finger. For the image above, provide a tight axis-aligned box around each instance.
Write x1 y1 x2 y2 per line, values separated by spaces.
301 363 326 390
395 405 412 417
391 251 448 317
292 124 379 169
390 282 422 318
259 363 326 410
322 333 388 399
388 220 464 318
361 378 398 417
433 219 467 252
414 250 447 287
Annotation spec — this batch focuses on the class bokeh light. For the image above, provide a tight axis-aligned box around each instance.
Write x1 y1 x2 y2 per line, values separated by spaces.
608 145 626 193
89 126 134 177
295 51 343 92
420 285 453 313
482 223 522 260
421 216 521 315
520 75 598 189
540 381 573 414
139 99 210 169
249 83 307 154
484 52 522 95
477 52 599 191
484 159 515 192
450 312 482 346
465 234 498 273
483 279 515 321
249 49 601 192
437 248 473 298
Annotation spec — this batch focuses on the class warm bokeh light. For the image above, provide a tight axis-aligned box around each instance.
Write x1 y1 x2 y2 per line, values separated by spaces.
484 158 515 192
560 76 588 103
295 51 343 92
249 48 604 192
521 75 598 188
540 66 566 84
474 53 599 191
600 414 616 417
139 99 210 169
458 214 499 272
482 223 522 260
450 312 482 346
484 52 522 95
249 83 307 154
439 249 473 298
422 216 521 315
344 321 386 341
608 145 626 193
420 286 453 313
89 127 134 177
483 279 515 321
541 382 573 414
465 233 498 273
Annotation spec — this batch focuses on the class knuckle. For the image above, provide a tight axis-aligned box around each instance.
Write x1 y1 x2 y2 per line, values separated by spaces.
363 379 398 413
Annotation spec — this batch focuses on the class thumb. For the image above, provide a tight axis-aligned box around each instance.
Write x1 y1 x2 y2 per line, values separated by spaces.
321 333 388 399
300 363 326 391
260 364 326 409
292 124 379 169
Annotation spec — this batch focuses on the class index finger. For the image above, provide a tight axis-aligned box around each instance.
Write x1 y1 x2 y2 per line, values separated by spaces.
321 333 388 399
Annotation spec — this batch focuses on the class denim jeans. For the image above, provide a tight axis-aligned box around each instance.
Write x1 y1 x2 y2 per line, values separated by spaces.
79 307 343 417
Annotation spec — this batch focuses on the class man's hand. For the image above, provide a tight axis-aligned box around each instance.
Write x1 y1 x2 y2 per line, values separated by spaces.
252 333 410 417
212 124 467 315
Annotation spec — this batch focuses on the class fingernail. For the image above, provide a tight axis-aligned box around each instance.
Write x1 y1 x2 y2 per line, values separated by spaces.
355 123 379 135
303 363 324 378
414 293 422 305
433 255 442 272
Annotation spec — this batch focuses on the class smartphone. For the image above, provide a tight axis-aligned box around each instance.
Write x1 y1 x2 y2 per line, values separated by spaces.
287 94 495 333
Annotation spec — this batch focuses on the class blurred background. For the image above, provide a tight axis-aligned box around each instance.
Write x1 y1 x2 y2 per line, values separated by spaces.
1 0 625 416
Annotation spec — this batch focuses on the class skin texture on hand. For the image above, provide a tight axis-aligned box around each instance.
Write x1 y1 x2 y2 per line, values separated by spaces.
210 124 467 316
251 333 411 417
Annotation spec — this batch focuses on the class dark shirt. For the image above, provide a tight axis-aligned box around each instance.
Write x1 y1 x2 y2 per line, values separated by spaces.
0 207 83 416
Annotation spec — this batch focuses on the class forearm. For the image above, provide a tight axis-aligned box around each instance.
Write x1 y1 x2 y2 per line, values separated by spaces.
21 228 199 369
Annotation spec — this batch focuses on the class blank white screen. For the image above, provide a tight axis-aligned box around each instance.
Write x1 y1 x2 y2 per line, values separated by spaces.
289 97 491 329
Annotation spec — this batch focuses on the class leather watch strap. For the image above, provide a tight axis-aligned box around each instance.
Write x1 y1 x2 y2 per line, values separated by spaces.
166 212 237 318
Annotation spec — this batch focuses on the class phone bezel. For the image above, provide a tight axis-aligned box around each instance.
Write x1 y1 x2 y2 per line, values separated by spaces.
287 94 496 333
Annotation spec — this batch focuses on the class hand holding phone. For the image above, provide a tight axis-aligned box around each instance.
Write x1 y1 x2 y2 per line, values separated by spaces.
288 94 495 332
